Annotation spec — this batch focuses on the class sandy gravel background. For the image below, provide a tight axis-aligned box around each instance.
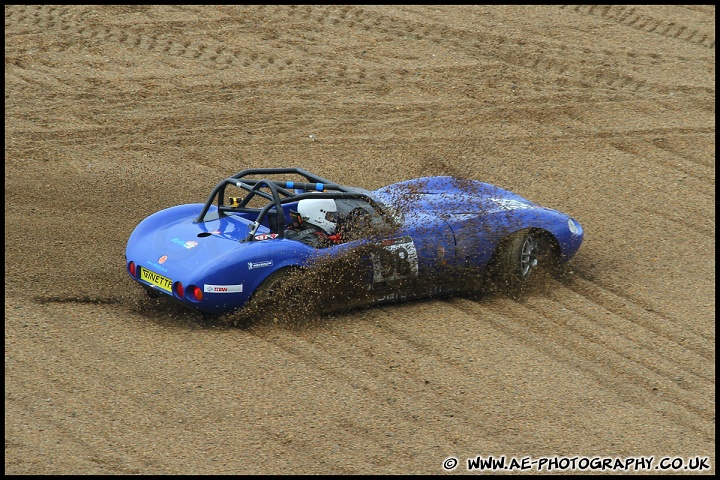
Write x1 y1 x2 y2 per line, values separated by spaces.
5 5 715 475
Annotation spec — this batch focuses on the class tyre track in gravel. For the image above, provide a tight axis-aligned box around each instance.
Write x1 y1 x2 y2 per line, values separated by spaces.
6 306 174 474
246 302 594 456
8 3 696 109
566 276 715 362
560 5 715 49
246 321 514 454
333 294 715 452
8 4 711 161
6 300 384 474
447 293 714 440
537 284 713 404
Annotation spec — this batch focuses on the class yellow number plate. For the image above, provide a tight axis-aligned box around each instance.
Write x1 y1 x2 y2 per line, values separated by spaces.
140 267 173 293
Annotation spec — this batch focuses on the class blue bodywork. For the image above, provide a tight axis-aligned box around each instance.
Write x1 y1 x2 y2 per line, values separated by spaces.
125 169 583 314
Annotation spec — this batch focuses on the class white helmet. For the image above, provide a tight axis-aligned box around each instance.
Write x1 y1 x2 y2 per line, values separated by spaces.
297 199 338 235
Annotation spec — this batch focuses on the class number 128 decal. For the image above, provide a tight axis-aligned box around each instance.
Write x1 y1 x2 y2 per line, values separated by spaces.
371 236 419 286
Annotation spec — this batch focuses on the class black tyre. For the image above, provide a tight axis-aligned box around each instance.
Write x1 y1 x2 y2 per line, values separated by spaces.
255 269 293 297
251 268 318 317
489 229 556 295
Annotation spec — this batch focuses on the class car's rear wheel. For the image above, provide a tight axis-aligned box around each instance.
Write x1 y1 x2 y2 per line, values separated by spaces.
255 269 295 297
488 229 557 295
251 267 318 317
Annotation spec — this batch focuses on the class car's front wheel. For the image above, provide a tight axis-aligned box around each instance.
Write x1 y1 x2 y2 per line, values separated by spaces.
488 229 557 295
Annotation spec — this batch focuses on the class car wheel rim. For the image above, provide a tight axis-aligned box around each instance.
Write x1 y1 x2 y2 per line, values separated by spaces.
268 279 284 296
520 235 538 278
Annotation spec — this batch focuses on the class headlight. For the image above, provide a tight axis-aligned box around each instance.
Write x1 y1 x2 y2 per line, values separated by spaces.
568 218 579 235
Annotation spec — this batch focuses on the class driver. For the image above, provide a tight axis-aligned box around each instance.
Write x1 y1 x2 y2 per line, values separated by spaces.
285 199 342 248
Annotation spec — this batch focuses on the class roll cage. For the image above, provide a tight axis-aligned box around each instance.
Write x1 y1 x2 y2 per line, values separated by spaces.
194 167 389 241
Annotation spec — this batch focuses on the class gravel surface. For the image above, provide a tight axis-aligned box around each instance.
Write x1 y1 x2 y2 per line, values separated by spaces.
5 5 715 475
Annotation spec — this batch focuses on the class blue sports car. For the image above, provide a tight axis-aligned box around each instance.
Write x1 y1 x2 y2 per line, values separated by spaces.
125 168 583 315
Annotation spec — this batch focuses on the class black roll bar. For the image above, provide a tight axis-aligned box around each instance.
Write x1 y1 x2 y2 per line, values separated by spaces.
193 168 373 240
243 191 381 241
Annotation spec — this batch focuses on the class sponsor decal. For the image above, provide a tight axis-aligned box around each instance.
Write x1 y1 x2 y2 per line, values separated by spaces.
203 284 243 293
248 260 273 270
380 236 411 247
158 255 168 264
146 260 168 273
488 198 533 210
254 233 278 241
171 237 199 249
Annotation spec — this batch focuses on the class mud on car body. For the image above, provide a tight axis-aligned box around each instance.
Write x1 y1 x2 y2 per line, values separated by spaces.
125 167 583 315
